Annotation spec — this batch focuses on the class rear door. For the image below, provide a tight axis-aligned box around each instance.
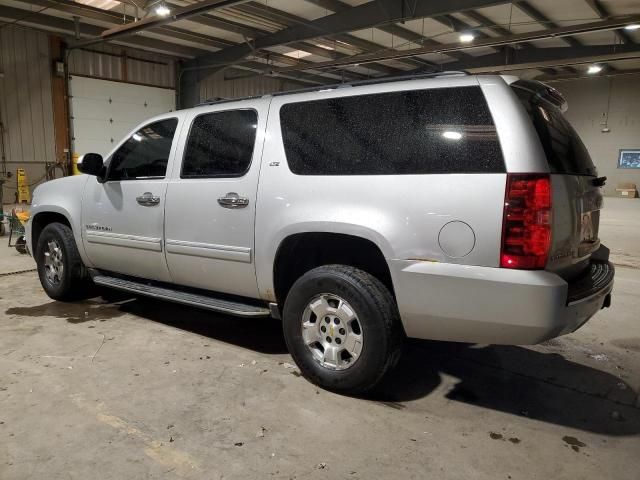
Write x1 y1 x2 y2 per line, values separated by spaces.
163 101 268 298
512 81 602 279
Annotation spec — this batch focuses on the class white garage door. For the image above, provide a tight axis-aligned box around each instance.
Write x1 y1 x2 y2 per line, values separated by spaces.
69 75 176 157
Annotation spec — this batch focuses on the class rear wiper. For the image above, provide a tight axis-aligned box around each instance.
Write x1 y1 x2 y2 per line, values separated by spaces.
592 176 607 187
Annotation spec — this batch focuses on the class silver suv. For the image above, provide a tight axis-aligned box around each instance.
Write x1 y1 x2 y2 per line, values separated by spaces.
27 73 614 394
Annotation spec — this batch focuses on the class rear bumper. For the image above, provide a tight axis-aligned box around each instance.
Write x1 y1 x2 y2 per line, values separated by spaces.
390 259 613 345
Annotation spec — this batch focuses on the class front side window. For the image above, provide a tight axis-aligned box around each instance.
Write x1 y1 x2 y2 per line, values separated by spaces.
108 118 178 181
279 86 504 175
181 109 258 178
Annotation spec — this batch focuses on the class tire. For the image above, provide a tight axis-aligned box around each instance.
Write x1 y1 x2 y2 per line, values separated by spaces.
15 235 27 254
35 222 94 301
282 265 404 395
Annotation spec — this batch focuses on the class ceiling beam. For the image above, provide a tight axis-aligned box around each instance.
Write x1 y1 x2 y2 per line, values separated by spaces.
267 15 640 74
97 0 250 41
20 0 238 49
230 2 406 75
457 9 564 73
0 4 203 58
8 0 355 82
437 44 640 73
186 0 509 73
514 1 582 48
585 0 634 44
225 61 336 85
302 0 450 65
538 67 640 82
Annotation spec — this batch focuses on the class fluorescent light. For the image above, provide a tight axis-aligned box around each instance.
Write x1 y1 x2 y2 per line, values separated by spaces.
284 49 312 59
155 4 170 16
459 33 474 43
442 131 463 140
624 24 640 31
587 64 603 74
132 133 143 141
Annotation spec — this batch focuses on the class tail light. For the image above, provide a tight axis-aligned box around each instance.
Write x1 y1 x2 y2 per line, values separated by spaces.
500 174 552 269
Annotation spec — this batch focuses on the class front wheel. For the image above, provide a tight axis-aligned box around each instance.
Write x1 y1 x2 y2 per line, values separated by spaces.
282 265 404 394
36 222 94 301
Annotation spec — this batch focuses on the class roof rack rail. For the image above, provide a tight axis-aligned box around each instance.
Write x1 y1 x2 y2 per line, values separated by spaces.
196 94 264 107
271 71 468 97
194 71 468 106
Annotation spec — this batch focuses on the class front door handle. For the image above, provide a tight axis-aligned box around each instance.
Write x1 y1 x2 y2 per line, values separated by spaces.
217 192 249 209
136 192 161 206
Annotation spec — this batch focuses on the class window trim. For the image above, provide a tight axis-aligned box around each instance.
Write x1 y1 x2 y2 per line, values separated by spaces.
278 87 505 176
105 117 179 183
179 108 259 180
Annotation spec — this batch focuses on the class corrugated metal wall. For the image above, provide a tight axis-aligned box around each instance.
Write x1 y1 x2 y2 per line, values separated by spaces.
0 27 176 205
0 26 56 204
68 44 176 89
199 69 299 102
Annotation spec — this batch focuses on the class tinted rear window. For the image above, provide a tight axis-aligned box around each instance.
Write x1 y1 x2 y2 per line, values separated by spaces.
513 86 596 176
182 109 258 178
279 87 504 175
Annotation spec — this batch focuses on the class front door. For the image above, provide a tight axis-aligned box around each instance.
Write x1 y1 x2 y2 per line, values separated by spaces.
82 117 180 282
164 102 268 299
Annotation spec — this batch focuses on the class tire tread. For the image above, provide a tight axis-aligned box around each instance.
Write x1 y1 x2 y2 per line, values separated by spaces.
284 264 404 394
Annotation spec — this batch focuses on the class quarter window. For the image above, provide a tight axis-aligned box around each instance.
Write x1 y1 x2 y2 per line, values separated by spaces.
181 110 258 178
279 87 504 175
108 118 178 181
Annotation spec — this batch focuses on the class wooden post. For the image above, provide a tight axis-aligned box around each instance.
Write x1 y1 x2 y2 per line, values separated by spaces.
49 36 71 175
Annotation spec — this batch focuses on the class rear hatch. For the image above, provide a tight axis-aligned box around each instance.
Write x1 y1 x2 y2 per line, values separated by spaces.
511 80 603 281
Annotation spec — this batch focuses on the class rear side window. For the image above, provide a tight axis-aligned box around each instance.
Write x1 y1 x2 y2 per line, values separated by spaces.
513 86 596 176
181 109 258 178
279 86 504 175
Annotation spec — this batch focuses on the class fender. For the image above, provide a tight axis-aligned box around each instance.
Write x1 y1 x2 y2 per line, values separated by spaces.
255 219 395 302
28 175 92 266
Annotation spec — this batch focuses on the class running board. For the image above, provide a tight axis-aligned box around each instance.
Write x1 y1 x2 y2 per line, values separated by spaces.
93 275 271 317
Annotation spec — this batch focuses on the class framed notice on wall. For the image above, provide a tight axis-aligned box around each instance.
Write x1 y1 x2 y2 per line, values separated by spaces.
618 149 640 169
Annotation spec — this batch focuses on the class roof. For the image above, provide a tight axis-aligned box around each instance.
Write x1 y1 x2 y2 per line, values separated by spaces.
1 0 638 86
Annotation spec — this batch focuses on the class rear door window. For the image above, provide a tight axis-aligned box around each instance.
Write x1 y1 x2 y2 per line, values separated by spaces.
181 109 258 178
279 86 504 175
512 85 596 176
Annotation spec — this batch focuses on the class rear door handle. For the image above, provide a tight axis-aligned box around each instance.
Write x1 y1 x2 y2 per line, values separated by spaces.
217 192 249 209
136 192 161 206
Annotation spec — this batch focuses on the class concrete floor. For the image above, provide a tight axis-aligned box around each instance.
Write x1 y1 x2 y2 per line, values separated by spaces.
0 198 639 480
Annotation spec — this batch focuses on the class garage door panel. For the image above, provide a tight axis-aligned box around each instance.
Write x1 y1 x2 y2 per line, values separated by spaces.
108 101 155 122
72 98 112 122
73 117 110 139
70 76 175 157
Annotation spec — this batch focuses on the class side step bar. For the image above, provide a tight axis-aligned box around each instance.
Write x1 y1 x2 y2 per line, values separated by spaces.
93 274 271 317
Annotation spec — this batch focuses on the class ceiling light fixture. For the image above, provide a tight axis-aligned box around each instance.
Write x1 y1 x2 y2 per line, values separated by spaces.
459 33 475 43
442 131 463 140
624 24 640 31
155 3 171 16
587 64 603 74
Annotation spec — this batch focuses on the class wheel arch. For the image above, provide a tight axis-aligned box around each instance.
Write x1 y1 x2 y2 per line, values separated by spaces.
30 210 72 250
272 231 395 306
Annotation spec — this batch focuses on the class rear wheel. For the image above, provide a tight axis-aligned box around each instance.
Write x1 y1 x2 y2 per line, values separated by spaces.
283 265 404 394
36 222 94 301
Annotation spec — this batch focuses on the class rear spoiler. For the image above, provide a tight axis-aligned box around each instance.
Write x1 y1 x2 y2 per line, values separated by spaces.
510 79 567 113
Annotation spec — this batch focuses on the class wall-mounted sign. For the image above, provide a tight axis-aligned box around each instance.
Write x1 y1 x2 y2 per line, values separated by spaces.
618 149 640 169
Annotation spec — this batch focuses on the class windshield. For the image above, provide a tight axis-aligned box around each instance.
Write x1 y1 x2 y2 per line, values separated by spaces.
512 84 597 176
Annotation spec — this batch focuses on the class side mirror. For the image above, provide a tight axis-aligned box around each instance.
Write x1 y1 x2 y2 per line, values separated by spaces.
78 153 105 181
